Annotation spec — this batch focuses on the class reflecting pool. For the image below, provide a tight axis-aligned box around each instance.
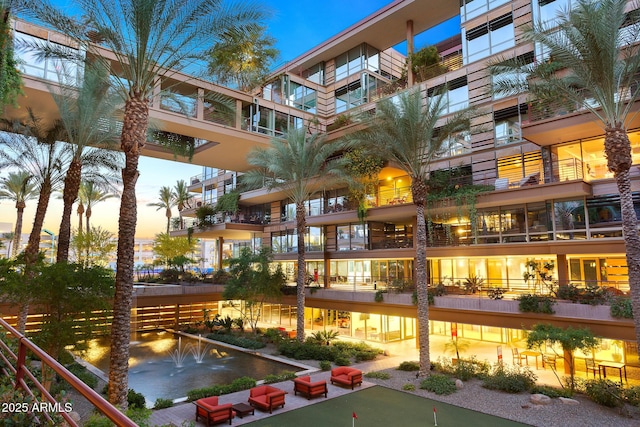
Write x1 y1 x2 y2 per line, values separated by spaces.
80 331 298 403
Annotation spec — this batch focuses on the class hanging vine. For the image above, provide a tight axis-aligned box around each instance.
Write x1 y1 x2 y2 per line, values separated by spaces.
343 148 385 223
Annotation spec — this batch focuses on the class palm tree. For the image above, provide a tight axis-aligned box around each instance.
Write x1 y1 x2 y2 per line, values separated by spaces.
80 180 116 235
488 0 640 354
246 128 347 341
173 179 193 229
148 186 175 234
349 88 474 375
52 65 122 263
207 24 279 91
25 0 268 407
0 1 23 109
0 171 37 258
0 109 70 332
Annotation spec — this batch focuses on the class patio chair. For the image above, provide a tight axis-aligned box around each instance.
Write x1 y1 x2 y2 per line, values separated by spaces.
511 348 526 366
585 358 598 378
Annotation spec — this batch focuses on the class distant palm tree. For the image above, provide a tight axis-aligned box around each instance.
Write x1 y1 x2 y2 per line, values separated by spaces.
245 128 347 341
0 171 36 257
348 88 475 375
80 181 116 235
25 0 268 407
52 65 122 263
148 186 175 234
0 109 70 332
487 0 640 353
173 179 193 229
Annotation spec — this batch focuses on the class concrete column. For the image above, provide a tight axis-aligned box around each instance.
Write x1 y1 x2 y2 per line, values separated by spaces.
406 20 415 87
556 254 569 286
236 99 243 129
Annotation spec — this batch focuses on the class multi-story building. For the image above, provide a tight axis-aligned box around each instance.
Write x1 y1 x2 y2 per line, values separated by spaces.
8 1 639 367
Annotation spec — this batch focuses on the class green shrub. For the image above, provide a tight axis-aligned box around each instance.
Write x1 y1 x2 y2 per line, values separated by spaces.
402 383 416 391
621 385 640 406
420 374 457 395
584 379 623 407
374 289 386 302
263 328 285 344
319 360 332 371
127 389 146 409
610 297 633 319
66 362 98 389
126 407 152 427
334 355 351 366
277 340 381 364
481 365 537 393
153 398 174 409
364 371 391 380
84 414 113 427
187 377 256 401
206 333 265 349
398 361 420 371
517 294 555 314
556 284 582 302
263 371 296 384
434 356 489 381
530 385 572 398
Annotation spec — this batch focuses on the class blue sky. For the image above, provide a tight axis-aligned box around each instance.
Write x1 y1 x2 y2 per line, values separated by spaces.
1 1 461 239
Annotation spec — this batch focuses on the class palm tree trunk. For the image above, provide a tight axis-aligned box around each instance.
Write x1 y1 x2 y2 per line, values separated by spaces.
413 180 430 376
85 206 91 263
295 201 306 342
11 202 24 258
18 179 52 333
77 201 84 233
109 95 148 409
605 126 640 352
57 157 82 263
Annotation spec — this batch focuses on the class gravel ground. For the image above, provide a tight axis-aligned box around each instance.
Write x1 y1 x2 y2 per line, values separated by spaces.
363 368 640 427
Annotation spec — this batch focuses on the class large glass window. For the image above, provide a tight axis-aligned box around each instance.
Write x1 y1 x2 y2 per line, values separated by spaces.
460 0 510 22
428 77 468 114
335 80 365 113
464 13 515 64
554 198 587 240
15 32 81 85
271 227 324 253
494 104 526 145
337 224 368 251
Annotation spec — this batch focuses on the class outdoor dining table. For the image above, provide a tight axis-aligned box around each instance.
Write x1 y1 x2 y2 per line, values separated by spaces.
520 350 541 369
598 361 627 384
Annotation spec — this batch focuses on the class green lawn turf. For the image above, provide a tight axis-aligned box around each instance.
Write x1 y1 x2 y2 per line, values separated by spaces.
244 385 532 427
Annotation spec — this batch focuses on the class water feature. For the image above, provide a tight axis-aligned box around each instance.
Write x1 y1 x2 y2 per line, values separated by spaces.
80 331 300 403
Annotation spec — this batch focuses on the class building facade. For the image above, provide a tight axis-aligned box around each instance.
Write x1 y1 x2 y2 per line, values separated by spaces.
8 0 639 367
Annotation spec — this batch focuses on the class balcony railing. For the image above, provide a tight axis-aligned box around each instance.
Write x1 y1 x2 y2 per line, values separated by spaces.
0 318 136 427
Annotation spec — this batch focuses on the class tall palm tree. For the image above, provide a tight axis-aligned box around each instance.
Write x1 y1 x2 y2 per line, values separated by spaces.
148 186 175 234
245 128 347 341
349 88 474 376
0 109 70 332
26 0 268 407
52 65 122 263
488 0 640 353
0 171 37 258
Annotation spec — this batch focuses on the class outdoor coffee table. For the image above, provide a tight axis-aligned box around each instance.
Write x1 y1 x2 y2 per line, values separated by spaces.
232 402 255 418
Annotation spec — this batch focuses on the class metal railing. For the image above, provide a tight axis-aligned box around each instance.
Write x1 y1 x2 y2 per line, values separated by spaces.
0 318 136 427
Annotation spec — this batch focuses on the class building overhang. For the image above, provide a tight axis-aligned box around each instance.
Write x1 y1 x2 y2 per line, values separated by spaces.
522 100 640 146
173 223 264 240
273 0 459 74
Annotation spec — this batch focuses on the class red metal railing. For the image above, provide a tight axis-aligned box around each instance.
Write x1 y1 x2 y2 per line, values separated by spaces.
0 318 136 427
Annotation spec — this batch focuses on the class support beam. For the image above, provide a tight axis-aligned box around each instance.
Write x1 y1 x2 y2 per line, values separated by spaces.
406 20 414 87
